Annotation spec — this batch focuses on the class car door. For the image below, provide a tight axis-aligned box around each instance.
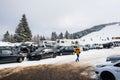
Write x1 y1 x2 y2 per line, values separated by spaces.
47 49 54 57
64 47 73 55
44 49 53 58
68 47 74 54
63 47 71 55
1 49 17 63
60 47 67 55
118 66 120 80
41 49 47 58
114 62 120 80
0 50 7 63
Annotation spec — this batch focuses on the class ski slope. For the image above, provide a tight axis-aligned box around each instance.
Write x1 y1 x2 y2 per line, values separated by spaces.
81 24 120 44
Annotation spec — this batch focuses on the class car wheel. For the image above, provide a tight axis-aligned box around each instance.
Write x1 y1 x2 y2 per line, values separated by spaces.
17 57 23 63
100 72 115 80
52 54 56 58
50 53 53 58
38 56 41 60
59 53 63 56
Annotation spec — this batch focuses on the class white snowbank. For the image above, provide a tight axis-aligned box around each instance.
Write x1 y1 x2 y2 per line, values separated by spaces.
0 47 120 69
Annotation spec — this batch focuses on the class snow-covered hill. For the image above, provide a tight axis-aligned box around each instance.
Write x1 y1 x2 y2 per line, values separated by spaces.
73 22 119 39
81 24 120 44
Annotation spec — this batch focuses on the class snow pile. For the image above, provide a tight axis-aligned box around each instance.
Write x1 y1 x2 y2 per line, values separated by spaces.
0 42 14 46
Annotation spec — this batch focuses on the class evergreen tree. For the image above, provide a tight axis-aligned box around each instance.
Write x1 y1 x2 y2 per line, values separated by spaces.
2 31 10 42
40 36 46 41
64 30 70 39
70 34 73 39
32 35 37 42
32 34 41 43
14 14 32 42
42 36 46 40
58 32 63 39
10 34 15 43
51 32 57 41
36 34 40 42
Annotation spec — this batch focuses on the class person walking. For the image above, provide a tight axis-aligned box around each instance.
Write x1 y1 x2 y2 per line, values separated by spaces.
74 47 81 62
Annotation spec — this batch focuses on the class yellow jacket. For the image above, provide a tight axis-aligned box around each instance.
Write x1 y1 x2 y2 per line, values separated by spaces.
74 48 81 54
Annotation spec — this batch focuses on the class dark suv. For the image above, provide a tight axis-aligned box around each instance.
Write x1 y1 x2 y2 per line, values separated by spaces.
0 47 24 64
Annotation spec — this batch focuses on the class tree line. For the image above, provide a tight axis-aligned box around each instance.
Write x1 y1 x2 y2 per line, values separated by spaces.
51 31 74 41
2 14 73 43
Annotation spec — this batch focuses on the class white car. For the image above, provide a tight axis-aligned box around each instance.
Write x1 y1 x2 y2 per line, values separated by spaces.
95 60 120 80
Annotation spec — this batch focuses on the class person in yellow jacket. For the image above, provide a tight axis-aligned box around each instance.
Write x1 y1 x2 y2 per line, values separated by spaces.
74 47 81 62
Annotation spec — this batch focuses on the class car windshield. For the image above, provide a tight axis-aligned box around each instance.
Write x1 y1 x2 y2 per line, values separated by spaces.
35 48 43 52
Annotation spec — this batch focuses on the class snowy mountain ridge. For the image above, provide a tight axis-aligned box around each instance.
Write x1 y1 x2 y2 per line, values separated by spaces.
73 22 120 39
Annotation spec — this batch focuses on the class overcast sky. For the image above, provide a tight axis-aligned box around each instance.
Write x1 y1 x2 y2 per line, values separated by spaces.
0 0 120 38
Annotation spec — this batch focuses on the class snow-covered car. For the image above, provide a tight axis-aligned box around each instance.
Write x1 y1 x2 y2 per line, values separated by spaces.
95 60 120 80
106 55 120 63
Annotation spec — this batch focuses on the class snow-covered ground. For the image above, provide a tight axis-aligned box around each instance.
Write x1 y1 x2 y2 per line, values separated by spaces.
0 47 120 69
0 24 120 69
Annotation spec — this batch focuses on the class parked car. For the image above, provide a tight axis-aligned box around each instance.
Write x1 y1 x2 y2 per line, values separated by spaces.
0 47 24 64
95 60 120 80
56 46 75 55
82 44 90 51
27 48 56 60
106 55 120 63
92 44 103 49
113 41 120 47
103 42 114 49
